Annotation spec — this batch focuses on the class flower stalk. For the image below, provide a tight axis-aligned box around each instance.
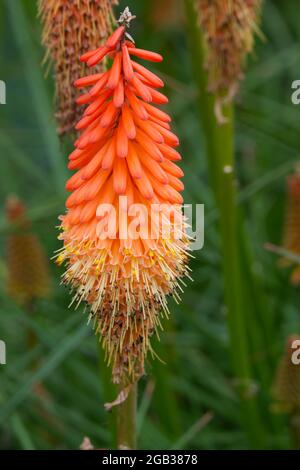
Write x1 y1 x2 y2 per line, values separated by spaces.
184 0 266 447
116 382 137 449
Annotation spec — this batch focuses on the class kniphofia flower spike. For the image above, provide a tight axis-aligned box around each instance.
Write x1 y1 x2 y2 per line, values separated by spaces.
57 8 190 383
6 196 50 304
198 0 262 94
279 171 300 285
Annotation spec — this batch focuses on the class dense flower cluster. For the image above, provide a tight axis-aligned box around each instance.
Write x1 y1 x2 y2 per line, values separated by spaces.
280 172 300 285
57 13 190 383
197 0 262 94
6 196 50 304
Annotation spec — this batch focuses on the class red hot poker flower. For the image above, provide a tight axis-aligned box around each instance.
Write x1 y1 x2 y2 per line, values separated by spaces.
6 195 51 304
279 172 300 285
57 10 190 383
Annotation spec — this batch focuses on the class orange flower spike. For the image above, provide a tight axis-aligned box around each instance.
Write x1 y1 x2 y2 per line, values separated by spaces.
6 196 51 304
58 8 190 384
279 171 300 284
197 0 262 95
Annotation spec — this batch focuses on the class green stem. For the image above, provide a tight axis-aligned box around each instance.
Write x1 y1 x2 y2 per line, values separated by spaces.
184 0 266 448
291 412 300 449
98 343 118 448
116 382 137 450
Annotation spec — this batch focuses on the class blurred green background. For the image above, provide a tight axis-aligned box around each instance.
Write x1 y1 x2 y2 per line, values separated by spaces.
1 0 300 450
